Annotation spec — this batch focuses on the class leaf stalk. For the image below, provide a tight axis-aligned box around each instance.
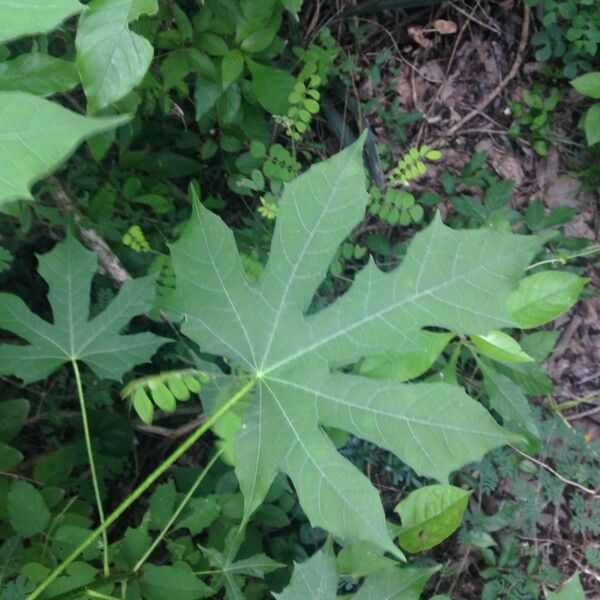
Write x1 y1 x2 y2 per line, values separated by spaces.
28 377 257 600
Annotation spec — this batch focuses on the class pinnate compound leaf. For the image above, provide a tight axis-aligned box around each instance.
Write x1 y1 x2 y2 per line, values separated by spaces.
0 233 167 383
167 135 541 556
507 271 588 328
352 565 438 600
394 485 470 553
274 550 338 600
0 92 129 205
76 0 159 112
0 0 83 44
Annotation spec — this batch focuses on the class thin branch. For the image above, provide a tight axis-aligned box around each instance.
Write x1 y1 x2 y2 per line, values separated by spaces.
509 444 597 496
51 179 131 285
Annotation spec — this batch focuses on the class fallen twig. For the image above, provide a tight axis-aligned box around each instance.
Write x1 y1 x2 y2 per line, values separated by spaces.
51 179 131 285
433 4 531 143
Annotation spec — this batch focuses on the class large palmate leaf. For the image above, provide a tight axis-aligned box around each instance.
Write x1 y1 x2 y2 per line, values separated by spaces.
0 233 167 383
0 92 128 206
76 0 159 112
0 0 83 44
166 135 541 555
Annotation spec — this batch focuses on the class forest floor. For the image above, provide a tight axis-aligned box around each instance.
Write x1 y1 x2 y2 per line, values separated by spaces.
309 1 600 596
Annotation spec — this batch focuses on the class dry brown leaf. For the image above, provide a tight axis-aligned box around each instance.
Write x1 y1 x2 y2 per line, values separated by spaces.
432 19 458 34
408 26 433 49
490 151 524 186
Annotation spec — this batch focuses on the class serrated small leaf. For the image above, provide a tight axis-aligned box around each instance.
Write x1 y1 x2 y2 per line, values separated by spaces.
274 550 338 600
507 271 588 328
0 0 83 44
148 480 176 530
76 0 159 112
141 564 214 600
0 92 129 205
395 485 470 553
471 330 534 363
0 233 167 383
7 481 50 536
175 497 220 535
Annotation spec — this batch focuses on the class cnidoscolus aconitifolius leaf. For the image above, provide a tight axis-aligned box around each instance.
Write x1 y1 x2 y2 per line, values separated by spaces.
166 134 541 556
0 233 168 383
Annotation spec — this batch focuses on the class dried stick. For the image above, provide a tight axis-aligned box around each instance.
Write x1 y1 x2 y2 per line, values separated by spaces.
434 4 531 143
51 179 131 285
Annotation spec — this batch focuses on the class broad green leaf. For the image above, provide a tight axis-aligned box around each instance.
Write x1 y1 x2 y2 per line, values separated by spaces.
141 564 213 600
508 271 588 328
584 103 600 146
76 0 159 112
479 360 539 438
571 72 600 99
394 485 470 553
7 481 50 536
471 330 533 363
519 330 559 362
274 550 338 600
0 0 83 44
0 92 129 205
247 59 294 115
0 443 22 471
148 480 176 530
357 331 454 381
352 565 438 600
0 53 79 95
492 360 553 396
337 542 397 578
167 136 540 556
0 399 29 443
547 573 585 599
222 49 244 89
281 0 304 14
0 233 167 383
